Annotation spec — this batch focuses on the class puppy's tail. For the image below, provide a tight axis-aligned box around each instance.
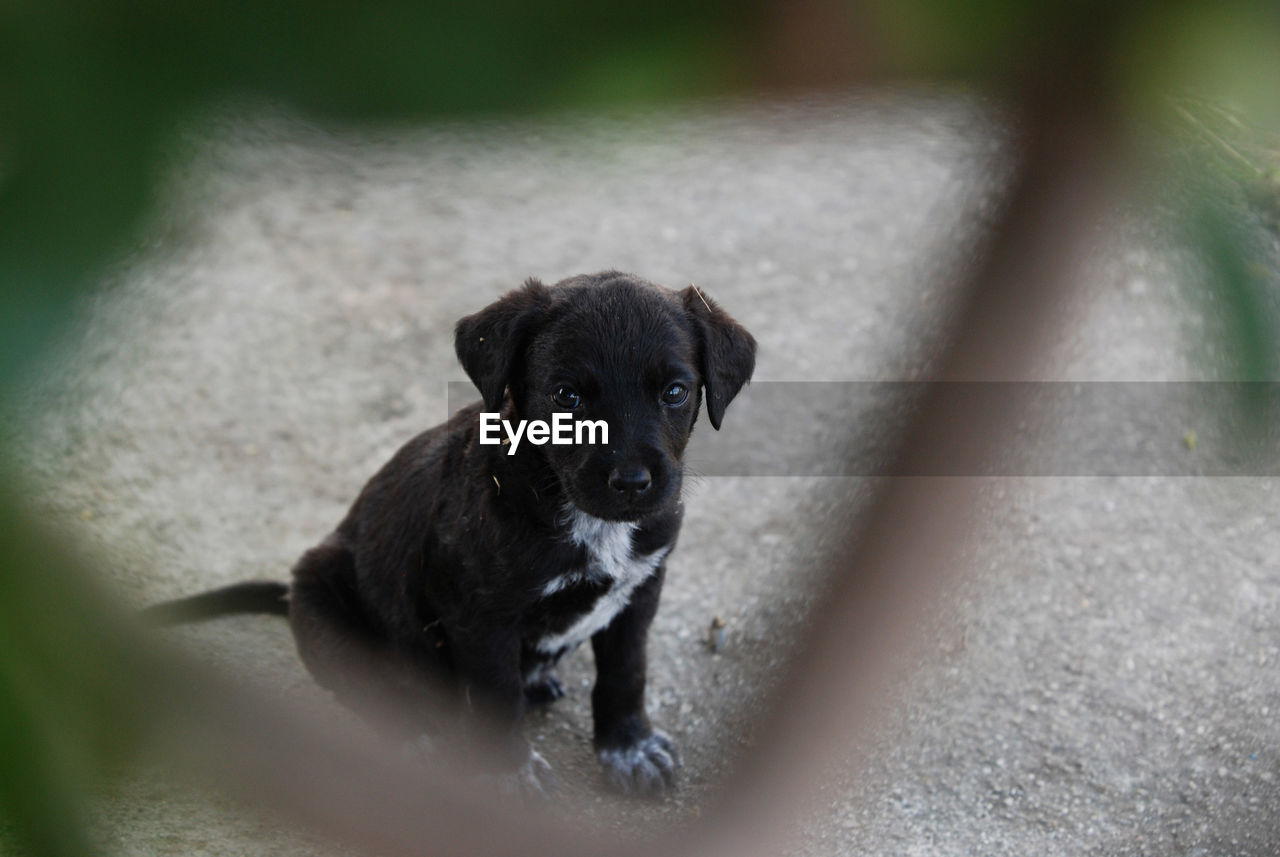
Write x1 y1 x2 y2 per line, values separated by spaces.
140 581 289 626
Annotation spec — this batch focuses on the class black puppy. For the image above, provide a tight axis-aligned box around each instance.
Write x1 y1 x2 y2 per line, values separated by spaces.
146 271 755 796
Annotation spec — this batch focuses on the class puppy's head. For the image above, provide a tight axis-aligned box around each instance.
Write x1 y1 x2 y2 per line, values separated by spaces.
455 271 755 522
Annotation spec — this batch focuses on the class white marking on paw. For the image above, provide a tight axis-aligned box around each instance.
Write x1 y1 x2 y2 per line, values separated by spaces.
489 749 556 801
524 660 552 684
520 749 553 788
535 506 671 653
598 730 679 795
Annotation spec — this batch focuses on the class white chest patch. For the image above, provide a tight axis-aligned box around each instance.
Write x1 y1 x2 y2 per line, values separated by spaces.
535 506 671 654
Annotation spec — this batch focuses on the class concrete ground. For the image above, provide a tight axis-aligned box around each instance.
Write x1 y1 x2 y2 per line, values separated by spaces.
11 90 1280 856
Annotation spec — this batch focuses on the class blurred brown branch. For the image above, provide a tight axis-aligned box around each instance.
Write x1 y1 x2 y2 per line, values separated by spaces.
696 69 1123 857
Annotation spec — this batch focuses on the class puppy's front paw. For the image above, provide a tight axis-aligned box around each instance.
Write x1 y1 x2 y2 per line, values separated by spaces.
523 673 566 707
598 730 680 797
497 749 558 802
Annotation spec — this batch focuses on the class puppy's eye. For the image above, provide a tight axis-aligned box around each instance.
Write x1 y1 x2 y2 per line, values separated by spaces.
552 385 582 409
661 383 689 406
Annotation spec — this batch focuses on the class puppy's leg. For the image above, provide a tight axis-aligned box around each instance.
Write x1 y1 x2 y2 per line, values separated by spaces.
590 566 679 797
451 627 557 797
522 658 566 707
288 539 447 738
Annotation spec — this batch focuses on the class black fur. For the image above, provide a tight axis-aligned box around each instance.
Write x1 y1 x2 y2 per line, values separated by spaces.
146 271 755 797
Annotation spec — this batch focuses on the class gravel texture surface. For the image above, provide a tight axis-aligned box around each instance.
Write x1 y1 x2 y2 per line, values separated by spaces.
12 90 1280 856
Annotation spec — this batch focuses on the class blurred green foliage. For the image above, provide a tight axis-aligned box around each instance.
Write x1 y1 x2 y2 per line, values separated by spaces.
0 0 750 387
0 486 153 857
1186 196 1277 424
2 2 1280 856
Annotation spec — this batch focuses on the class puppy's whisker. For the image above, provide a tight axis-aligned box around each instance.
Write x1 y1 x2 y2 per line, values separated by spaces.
680 460 709 484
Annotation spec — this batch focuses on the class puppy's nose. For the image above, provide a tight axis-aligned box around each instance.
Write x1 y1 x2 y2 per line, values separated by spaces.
608 465 652 495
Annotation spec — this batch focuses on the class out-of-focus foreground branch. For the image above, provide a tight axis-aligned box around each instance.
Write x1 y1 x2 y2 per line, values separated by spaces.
691 39 1127 857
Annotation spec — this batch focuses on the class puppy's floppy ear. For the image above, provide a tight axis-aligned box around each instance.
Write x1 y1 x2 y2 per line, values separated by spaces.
680 285 756 430
455 278 551 412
